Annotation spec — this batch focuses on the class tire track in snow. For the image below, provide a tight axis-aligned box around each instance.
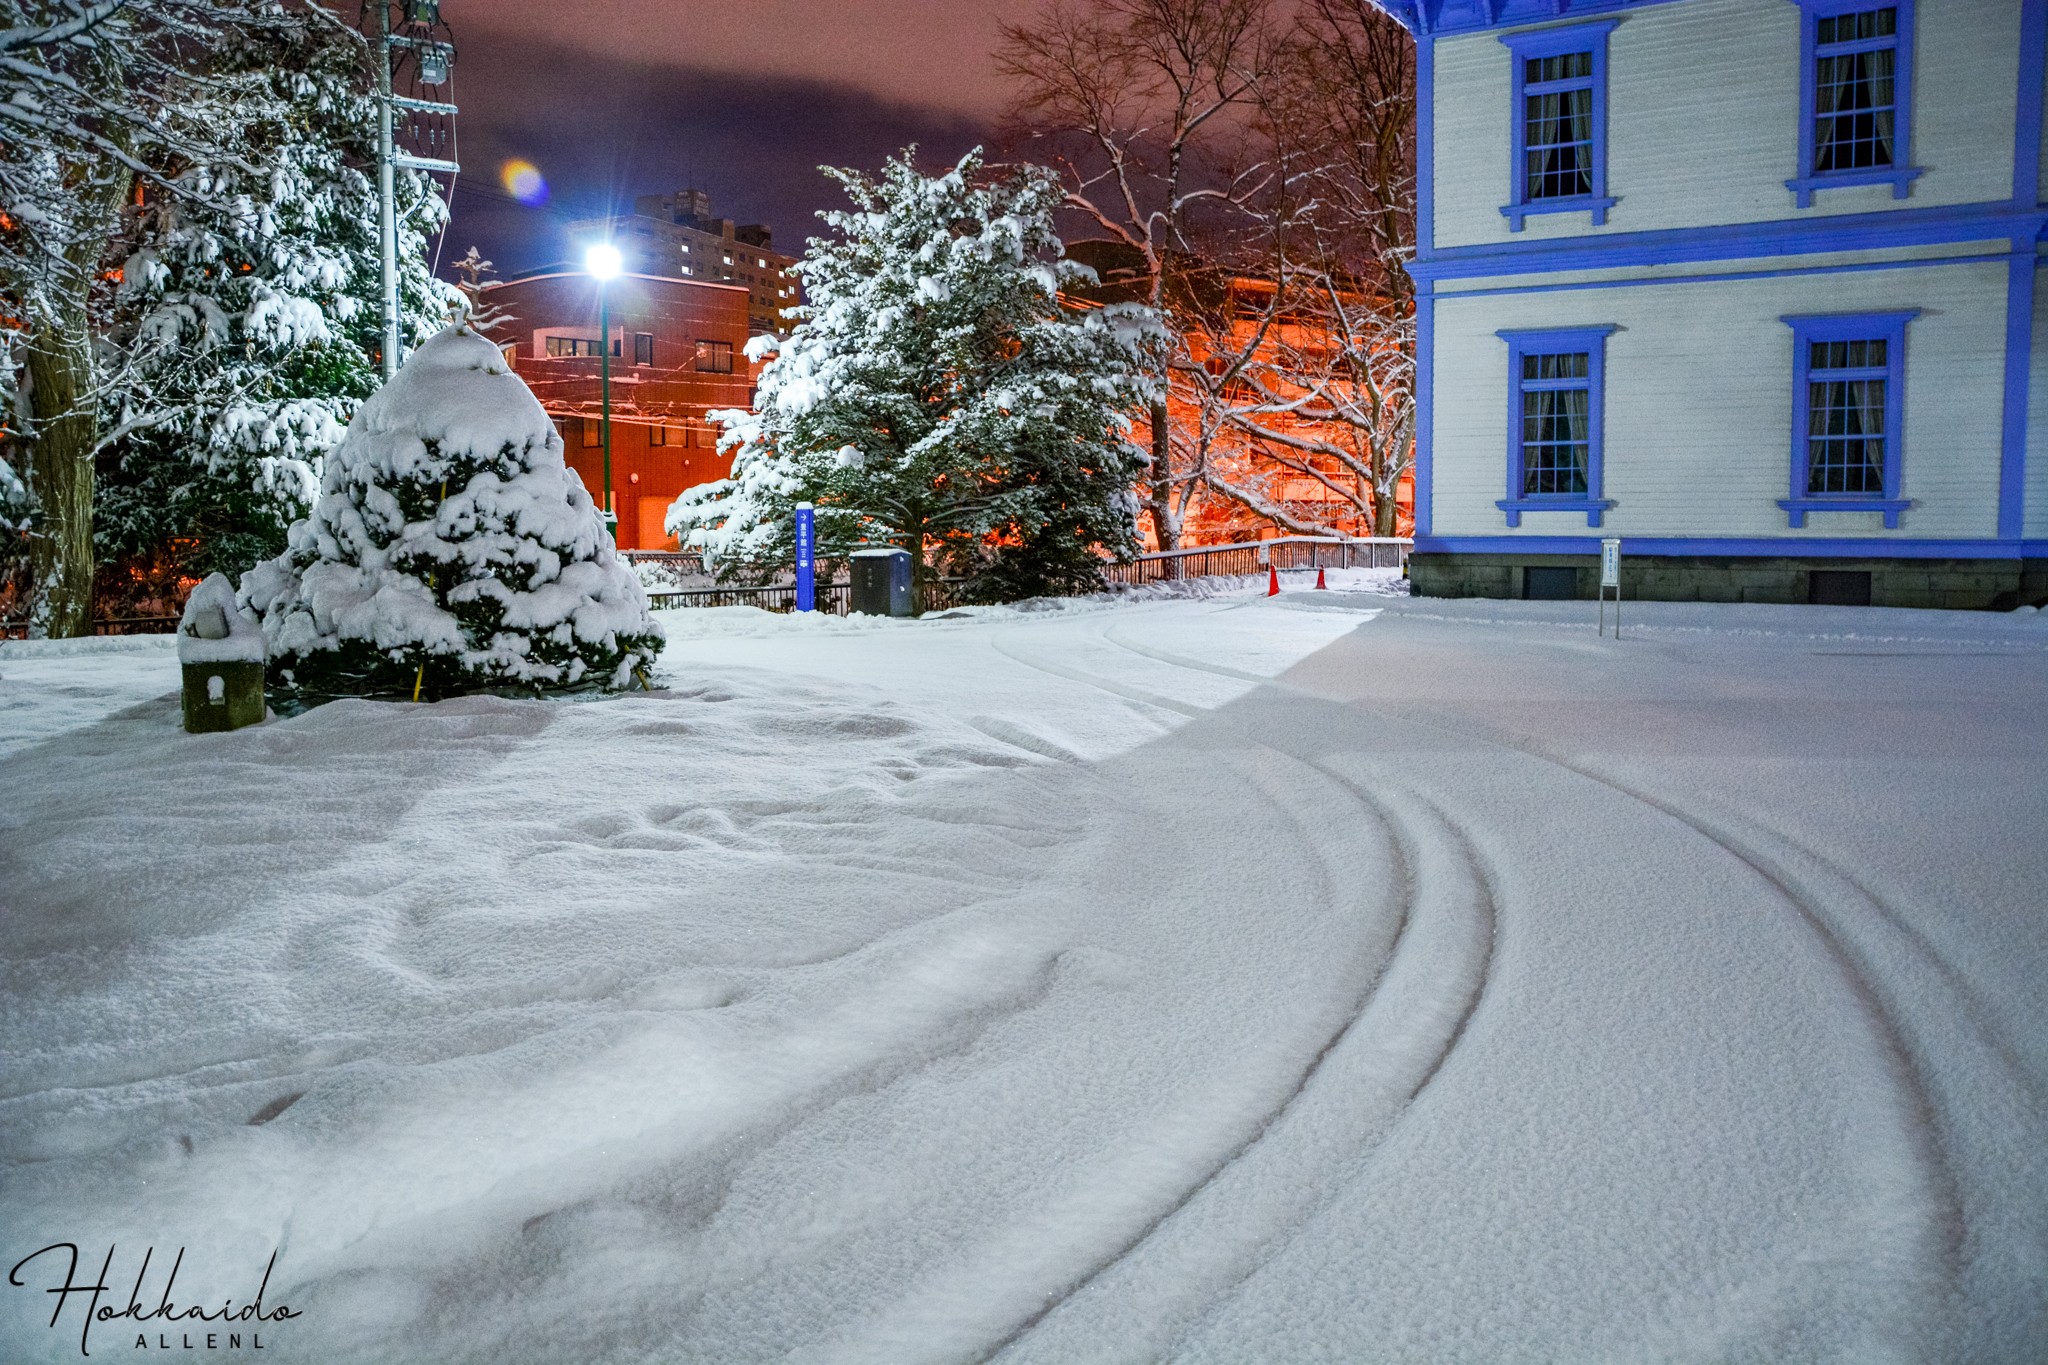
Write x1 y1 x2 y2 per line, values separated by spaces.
1562 757 2047 1115
1112 618 2035 1107
807 626 1495 1365
1056 783 1499 1365
1324 692 1970 1354
1103 619 1982 1355
1536 761 1964 1352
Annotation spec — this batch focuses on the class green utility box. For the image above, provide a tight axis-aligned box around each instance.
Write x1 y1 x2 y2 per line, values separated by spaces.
182 660 266 733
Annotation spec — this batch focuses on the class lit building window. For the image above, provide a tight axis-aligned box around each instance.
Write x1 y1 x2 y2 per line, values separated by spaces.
695 339 734 374
547 336 605 358
1779 310 1915 525
1495 324 1617 526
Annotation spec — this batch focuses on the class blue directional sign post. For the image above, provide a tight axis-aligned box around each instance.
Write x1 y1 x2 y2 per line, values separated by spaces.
794 503 816 612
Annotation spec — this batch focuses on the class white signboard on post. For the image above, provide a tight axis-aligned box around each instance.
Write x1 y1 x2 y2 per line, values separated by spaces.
1599 537 1622 637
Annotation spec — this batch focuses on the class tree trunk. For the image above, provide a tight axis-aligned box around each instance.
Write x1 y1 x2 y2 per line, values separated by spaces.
17 149 131 638
22 307 99 637
1373 475 1399 538
1146 399 1179 554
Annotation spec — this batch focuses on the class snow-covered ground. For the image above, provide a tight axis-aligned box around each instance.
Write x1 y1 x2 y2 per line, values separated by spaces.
2 577 2043 1363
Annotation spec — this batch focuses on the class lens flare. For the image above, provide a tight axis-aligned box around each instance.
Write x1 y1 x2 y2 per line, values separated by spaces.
500 159 547 205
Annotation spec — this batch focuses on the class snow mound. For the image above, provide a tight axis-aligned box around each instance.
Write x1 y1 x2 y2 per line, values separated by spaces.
176 572 265 666
0 635 178 660
241 326 663 697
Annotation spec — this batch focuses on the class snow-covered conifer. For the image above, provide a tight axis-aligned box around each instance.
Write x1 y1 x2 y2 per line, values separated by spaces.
241 326 663 700
669 147 1163 605
96 3 458 591
0 454 27 536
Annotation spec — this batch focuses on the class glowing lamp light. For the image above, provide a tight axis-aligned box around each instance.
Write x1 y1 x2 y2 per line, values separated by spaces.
585 243 623 281
500 159 548 205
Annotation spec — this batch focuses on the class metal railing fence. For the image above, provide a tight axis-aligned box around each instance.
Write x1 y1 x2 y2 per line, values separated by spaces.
1101 535 1410 584
1 614 180 640
641 536 1408 615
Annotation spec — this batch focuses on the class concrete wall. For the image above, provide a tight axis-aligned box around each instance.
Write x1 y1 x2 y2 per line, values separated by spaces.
1410 552 2029 609
1428 256 2011 539
1432 0 2025 251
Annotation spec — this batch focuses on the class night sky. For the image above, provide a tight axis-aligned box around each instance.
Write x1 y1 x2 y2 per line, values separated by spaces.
436 0 1024 277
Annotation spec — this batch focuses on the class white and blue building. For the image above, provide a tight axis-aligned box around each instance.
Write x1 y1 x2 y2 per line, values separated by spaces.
1382 0 2048 607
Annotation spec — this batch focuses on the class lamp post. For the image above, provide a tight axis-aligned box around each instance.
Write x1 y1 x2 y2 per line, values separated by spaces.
584 242 623 530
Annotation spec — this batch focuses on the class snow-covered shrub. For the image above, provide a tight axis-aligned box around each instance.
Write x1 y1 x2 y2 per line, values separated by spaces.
670 147 1164 606
241 326 663 700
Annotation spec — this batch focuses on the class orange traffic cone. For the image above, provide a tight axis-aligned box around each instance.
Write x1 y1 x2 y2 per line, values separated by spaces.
1315 567 1328 590
1267 564 1280 596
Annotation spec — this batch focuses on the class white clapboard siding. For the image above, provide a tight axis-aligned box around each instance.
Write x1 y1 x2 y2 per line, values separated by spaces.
2029 263 2048 539
1432 0 2023 253
1431 259 2010 538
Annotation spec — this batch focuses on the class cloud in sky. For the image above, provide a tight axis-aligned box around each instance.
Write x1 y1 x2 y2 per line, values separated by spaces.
459 0 1024 118
438 0 1024 274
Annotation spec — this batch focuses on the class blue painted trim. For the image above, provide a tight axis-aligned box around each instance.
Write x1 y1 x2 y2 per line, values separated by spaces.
1417 37 1435 261
1786 168 1923 205
2016 0 2046 206
1413 534 2032 559
1389 0 1684 37
1782 310 1917 527
1498 325 1617 527
1499 21 1620 232
1501 197 1619 229
1435 248 2008 300
1415 286 1435 536
1786 0 1921 209
1999 242 2036 538
1496 324 1623 338
1495 497 1618 524
1405 203 2048 282
1778 496 1913 528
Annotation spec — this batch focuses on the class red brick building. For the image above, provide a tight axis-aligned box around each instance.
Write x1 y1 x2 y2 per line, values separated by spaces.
481 270 756 550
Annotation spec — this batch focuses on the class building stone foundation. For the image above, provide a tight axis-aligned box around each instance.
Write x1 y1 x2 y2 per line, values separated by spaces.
1409 554 2048 612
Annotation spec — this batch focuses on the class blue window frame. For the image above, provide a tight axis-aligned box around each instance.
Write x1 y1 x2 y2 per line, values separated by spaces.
1779 311 1916 527
1787 0 1921 207
1498 326 1618 527
1500 21 1619 232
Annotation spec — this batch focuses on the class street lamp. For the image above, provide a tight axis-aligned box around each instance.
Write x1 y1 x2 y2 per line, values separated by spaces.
584 242 623 531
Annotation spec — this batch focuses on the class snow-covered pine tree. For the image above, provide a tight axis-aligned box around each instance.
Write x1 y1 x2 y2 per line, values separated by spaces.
240 325 664 700
96 2 458 598
0 454 28 593
669 148 1163 606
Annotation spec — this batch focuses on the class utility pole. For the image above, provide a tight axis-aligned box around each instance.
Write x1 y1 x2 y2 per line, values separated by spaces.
368 2 460 379
376 3 399 378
